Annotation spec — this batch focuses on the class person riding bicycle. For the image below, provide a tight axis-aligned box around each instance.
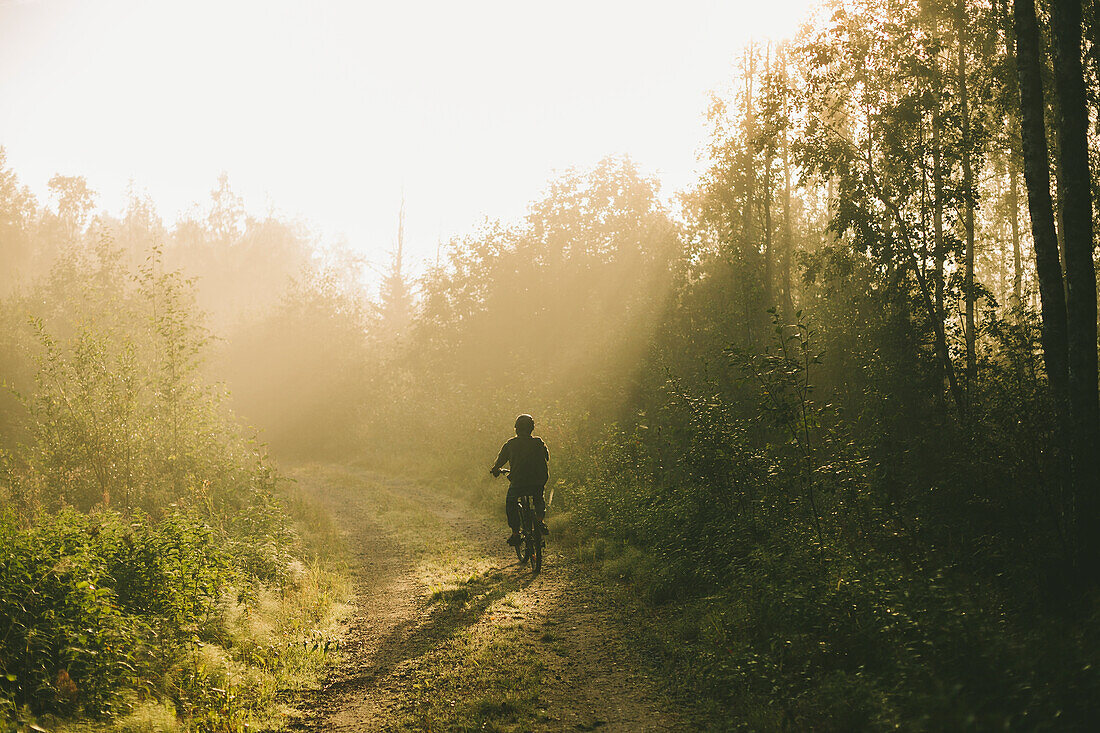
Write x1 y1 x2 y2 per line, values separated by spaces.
490 414 550 547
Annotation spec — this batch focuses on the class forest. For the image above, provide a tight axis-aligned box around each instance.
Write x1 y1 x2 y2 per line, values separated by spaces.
2 0 1100 730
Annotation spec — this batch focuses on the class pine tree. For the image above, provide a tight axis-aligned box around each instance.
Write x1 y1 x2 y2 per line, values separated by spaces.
380 194 414 336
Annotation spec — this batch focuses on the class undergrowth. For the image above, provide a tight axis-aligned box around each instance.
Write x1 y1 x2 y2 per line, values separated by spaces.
554 311 1100 731
0 246 352 731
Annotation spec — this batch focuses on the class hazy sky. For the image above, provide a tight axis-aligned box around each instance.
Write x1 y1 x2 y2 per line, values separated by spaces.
0 0 817 274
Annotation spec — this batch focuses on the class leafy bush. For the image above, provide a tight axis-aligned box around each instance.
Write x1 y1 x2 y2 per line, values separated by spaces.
0 243 316 726
0 510 139 717
563 306 1100 729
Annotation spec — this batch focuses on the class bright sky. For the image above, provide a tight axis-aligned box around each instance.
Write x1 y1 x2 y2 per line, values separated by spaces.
0 0 818 274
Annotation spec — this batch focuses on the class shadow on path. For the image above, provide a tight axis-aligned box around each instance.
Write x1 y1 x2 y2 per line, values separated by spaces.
304 564 535 729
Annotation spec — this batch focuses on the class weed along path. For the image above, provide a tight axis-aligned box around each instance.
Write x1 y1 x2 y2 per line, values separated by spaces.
291 464 695 732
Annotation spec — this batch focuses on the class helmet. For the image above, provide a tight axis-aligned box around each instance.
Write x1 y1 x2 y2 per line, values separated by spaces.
514 414 535 434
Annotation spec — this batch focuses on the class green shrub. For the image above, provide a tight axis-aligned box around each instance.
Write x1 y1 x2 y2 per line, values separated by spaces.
0 245 325 726
0 510 138 717
563 308 1100 729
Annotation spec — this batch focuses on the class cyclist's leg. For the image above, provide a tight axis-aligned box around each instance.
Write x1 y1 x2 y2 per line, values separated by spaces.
533 484 546 519
505 485 521 532
533 485 548 535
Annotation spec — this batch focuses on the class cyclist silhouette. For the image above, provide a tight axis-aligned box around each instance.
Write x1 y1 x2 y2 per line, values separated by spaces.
490 414 550 546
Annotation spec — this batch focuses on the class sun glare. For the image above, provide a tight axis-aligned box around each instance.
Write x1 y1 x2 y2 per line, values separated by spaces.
0 0 824 273
735 0 823 40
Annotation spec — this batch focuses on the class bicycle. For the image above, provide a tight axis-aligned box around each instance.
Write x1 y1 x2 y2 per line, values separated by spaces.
495 469 544 574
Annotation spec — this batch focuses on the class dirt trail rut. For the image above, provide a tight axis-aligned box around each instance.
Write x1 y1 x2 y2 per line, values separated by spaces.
293 465 695 732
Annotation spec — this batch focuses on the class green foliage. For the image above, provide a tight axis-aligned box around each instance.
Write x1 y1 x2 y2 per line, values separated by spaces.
564 302 1100 728
0 244 336 728
4 243 258 518
0 510 137 717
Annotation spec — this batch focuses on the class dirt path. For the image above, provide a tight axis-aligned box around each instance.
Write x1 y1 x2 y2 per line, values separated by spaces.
292 465 696 732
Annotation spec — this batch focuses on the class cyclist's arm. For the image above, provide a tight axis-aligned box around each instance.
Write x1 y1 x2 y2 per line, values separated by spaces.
490 442 510 474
